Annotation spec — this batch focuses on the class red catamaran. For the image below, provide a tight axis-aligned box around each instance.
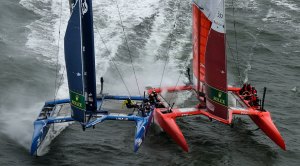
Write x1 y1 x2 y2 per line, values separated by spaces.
150 0 286 152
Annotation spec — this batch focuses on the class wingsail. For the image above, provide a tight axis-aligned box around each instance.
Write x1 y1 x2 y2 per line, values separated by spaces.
193 0 228 120
64 0 97 122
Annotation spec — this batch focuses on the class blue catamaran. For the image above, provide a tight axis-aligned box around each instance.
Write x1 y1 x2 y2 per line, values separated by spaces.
30 0 154 156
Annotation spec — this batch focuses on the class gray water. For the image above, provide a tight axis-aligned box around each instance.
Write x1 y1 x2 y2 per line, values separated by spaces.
0 0 299 165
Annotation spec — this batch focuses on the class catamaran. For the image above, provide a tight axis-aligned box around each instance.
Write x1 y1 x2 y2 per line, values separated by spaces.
31 0 285 156
31 0 154 156
150 0 286 152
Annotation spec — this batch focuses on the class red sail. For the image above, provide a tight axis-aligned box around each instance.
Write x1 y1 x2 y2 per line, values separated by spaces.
205 0 228 120
192 3 212 92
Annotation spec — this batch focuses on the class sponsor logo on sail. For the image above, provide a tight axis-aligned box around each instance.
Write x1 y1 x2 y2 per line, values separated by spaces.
207 86 228 106
70 91 86 110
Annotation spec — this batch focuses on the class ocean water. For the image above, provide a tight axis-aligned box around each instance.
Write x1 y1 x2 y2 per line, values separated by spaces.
0 0 299 165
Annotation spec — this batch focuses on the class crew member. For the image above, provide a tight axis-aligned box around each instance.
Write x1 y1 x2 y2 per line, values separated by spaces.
252 87 257 95
246 83 252 92
249 94 259 106
122 99 138 109
239 83 247 95
149 90 158 104
138 106 146 117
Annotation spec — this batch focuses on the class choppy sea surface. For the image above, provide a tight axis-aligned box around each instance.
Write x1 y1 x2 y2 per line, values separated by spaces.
0 0 299 165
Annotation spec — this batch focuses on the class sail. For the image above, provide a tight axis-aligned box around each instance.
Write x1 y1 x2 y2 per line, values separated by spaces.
64 0 97 122
204 0 228 120
81 0 97 112
192 2 212 92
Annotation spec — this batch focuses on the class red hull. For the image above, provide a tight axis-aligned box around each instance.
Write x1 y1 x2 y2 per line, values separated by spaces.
249 112 286 150
154 108 189 152
229 87 286 150
150 86 286 151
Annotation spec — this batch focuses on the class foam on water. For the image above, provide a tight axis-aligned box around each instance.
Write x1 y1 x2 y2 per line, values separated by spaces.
262 8 292 23
94 0 189 96
233 0 258 10
271 0 300 11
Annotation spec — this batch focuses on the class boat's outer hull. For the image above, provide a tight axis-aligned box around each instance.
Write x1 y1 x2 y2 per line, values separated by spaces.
134 110 154 152
31 120 48 156
228 87 286 150
154 108 189 152
249 112 286 150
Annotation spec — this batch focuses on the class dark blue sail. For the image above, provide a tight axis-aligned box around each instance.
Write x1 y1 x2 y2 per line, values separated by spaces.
65 0 85 122
81 0 97 112
64 0 97 122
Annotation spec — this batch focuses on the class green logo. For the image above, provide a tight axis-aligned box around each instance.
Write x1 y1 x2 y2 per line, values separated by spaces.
207 85 228 106
70 91 86 110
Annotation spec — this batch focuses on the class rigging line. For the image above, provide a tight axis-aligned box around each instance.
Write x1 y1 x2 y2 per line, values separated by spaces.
159 0 182 88
114 0 142 97
232 0 243 86
94 22 132 97
54 68 65 99
111 56 132 97
54 0 63 101
226 40 241 86
167 50 191 105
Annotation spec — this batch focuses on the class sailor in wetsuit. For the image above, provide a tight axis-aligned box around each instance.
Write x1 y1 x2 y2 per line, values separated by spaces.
250 87 260 106
122 99 138 109
149 90 158 105
239 83 247 95
149 90 164 108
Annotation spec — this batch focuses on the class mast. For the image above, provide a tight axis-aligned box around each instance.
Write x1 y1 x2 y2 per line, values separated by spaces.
82 0 97 113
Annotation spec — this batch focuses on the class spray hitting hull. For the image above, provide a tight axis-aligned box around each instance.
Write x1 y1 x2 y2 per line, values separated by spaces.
30 99 74 156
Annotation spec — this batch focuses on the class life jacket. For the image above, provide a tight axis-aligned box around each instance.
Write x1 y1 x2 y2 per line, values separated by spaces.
122 99 135 108
251 95 257 102
247 84 252 91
